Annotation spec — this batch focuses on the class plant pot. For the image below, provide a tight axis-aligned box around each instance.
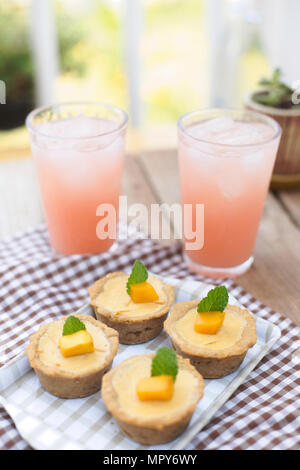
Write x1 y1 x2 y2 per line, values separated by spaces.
245 93 300 189
0 101 33 130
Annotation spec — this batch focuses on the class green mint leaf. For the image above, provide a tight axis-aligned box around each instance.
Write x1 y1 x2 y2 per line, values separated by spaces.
272 67 282 84
151 346 178 382
256 67 295 108
126 260 148 294
62 315 86 336
197 286 229 313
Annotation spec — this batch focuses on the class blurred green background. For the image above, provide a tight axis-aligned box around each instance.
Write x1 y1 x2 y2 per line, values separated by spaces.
0 0 270 157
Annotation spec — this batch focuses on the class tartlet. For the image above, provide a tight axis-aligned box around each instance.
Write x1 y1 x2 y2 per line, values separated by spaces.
88 272 174 344
26 315 119 398
101 353 204 445
164 301 257 378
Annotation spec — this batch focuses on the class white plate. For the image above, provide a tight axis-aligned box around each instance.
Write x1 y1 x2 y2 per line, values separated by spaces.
0 276 281 450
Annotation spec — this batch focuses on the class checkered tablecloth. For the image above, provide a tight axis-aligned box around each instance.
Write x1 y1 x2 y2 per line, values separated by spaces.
0 225 299 450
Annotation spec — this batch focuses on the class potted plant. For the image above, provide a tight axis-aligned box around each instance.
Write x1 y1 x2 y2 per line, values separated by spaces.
245 68 300 189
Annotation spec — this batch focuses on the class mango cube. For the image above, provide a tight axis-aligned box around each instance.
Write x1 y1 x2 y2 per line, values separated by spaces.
59 330 94 357
137 375 174 401
129 281 159 303
194 311 225 335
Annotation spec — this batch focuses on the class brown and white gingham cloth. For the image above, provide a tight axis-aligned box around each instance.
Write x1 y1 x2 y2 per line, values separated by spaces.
0 225 299 450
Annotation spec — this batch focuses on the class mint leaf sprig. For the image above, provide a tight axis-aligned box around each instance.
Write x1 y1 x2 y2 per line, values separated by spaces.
126 260 148 294
197 286 229 313
254 67 300 109
151 346 178 382
62 315 86 336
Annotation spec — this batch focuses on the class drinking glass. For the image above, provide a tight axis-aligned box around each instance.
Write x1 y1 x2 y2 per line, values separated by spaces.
178 108 281 278
26 102 128 255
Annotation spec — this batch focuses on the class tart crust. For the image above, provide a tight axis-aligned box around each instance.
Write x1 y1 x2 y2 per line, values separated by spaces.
26 315 119 398
164 301 257 379
101 354 204 445
88 272 174 345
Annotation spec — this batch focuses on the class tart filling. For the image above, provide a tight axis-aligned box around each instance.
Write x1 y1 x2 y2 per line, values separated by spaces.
109 355 201 419
94 274 168 320
175 307 246 350
36 318 111 373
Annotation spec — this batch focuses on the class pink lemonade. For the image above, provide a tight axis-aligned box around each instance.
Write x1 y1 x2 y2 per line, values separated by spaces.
178 111 281 278
27 105 127 255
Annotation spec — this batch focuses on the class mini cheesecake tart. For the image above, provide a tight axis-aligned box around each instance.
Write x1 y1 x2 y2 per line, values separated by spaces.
164 301 256 378
101 354 204 445
26 315 119 398
88 272 174 344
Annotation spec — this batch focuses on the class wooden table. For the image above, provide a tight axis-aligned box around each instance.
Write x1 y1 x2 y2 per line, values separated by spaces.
0 150 299 325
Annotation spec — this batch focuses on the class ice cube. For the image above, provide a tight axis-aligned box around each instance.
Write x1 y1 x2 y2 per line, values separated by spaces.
187 117 236 141
187 118 274 147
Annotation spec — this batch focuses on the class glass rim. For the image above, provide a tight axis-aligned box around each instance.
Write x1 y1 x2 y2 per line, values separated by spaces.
177 107 282 148
26 101 128 140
